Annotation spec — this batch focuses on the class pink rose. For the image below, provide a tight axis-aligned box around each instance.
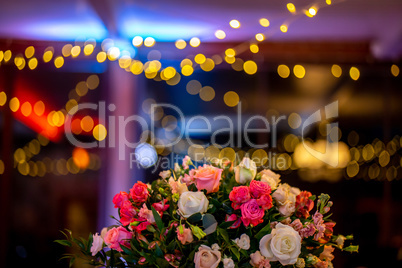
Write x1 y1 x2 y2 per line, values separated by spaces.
225 214 241 229
119 201 137 226
249 180 271 199
240 199 264 227
176 225 194 245
129 181 149 204
194 245 221 268
112 191 129 208
104 226 133 252
256 194 273 210
229 186 251 210
194 165 223 194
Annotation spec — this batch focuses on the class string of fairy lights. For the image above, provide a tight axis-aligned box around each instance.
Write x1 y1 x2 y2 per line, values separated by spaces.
0 1 401 179
0 75 104 177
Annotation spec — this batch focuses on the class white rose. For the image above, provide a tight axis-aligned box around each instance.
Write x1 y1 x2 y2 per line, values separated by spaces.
259 169 281 190
272 183 300 205
194 245 221 268
278 200 296 217
235 157 257 184
90 233 104 256
259 223 302 266
223 257 235 268
233 234 250 250
178 191 209 218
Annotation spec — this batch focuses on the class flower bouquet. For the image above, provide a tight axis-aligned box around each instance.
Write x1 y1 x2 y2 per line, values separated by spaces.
56 156 358 268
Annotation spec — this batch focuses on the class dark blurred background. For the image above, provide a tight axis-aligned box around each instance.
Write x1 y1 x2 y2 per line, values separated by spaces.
0 0 402 267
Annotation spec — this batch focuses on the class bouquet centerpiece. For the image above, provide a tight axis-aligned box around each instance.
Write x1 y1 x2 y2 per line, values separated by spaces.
57 156 358 268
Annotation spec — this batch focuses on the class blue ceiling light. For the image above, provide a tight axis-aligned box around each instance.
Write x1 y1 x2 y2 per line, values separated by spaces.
0 1 108 41
116 6 211 41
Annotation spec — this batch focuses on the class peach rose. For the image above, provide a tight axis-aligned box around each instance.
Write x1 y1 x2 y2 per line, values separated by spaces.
194 245 221 268
194 165 223 194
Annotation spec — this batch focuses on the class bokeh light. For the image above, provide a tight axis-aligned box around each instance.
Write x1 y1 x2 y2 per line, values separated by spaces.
229 19 241 29
224 91 240 107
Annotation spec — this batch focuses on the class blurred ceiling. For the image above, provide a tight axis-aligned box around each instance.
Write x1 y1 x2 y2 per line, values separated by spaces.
0 0 401 59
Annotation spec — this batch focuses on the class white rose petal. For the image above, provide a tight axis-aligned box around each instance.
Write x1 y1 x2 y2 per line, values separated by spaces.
90 233 104 256
211 244 221 251
177 191 209 218
259 169 281 190
223 257 235 268
233 234 250 250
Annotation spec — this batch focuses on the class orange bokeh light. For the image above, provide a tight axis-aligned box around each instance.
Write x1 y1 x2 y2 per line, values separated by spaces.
72 147 90 169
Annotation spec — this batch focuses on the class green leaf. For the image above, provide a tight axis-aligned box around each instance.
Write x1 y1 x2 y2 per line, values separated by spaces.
219 220 236 229
167 239 177 252
343 245 359 253
188 183 198 192
151 206 164 232
230 246 241 261
313 245 325 256
309 195 317 201
222 203 233 214
54 240 72 247
155 243 164 258
121 244 133 255
255 223 271 240
217 227 230 244
69 257 75 268
156 258 170 268
209 198 221 208
187 213 202 223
